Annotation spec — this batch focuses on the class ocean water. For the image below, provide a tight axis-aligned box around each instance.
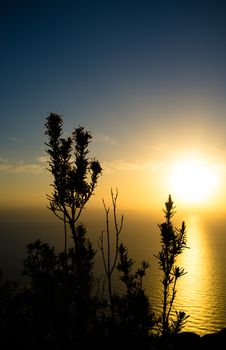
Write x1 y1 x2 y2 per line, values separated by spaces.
0 206 226 336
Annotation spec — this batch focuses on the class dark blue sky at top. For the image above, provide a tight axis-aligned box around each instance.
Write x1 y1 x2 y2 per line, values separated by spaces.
0 0 226 161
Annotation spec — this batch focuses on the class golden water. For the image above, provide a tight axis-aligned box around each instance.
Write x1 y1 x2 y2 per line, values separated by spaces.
1 208 226 335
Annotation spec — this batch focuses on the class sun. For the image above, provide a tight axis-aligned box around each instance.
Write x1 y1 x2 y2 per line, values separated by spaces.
169 159 220 204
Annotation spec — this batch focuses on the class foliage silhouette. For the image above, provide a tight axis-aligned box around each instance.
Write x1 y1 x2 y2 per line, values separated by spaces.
116 242 154 344
0 198 189 349
155 195 189 338
45 112 102 252
22 237 99 348
0 114 193 349
98 189 154 348
43 113 102 346
98 188 124 318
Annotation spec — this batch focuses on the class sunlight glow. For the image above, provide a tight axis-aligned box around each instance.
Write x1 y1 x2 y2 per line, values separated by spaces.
169 159 220 204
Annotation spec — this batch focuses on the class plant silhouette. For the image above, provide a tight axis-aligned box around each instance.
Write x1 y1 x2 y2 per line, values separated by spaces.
45 112 102 253
30 112 103 346
22 236 97 348
98 189 154 348
155 195 189 339
98 188 124 318
0 115 194 349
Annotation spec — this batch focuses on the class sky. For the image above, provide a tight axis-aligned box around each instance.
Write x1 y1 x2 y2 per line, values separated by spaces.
1 0 226 213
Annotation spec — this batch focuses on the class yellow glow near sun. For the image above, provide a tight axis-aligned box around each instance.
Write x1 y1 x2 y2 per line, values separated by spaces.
169 158 220 204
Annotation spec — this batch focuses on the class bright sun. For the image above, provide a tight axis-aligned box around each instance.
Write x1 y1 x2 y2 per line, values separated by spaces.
169 159 220 204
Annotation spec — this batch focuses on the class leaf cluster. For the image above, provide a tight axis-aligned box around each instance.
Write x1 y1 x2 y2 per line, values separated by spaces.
45 113 102 226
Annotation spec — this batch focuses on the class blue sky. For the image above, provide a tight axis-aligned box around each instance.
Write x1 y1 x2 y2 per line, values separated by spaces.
0 0 226 210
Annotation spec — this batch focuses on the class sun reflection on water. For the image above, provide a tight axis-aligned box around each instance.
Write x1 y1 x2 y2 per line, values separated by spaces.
176 214 223 335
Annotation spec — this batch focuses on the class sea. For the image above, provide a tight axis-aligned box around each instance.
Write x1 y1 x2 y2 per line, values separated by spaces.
1 206 226 336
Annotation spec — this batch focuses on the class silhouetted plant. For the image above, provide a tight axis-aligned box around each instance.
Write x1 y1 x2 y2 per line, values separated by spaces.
44 113 102 345
116 243 154 344
155 195 189 337
0 269 39 348
1 113 196 348
45 112 102 252
98 188 123 318
98 190 155 349
117 243 150 294
22 240 67 347
22 236 98 348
